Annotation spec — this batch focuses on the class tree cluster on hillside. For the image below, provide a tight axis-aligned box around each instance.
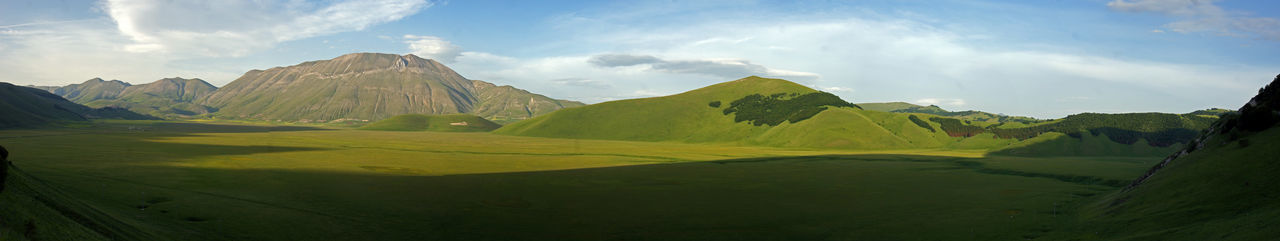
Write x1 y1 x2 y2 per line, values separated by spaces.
908 115 935 133
723 92 861 126
928 117 985 137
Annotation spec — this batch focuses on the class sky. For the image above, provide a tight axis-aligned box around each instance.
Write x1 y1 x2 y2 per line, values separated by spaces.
1 0 1277 118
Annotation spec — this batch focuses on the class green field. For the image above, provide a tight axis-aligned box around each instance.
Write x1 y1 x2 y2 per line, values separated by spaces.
0 120 1160 240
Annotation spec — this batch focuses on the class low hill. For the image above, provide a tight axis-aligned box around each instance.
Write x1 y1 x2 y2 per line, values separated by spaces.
499 77 1214 153
50 78 218 118
0 83 154 129
1056 74 1280 240
359 114 500 132
496 76 959 149
198 53 582 123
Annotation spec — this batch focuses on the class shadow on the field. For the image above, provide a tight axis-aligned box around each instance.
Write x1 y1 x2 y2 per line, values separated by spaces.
12 153 1127 241
107 121 331 134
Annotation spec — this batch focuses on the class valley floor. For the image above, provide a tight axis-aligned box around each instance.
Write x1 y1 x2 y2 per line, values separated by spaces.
0 120 1158 240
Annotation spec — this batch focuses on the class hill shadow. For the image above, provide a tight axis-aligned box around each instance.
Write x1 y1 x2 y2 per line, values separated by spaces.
106 121 330 134
12 153 1132 241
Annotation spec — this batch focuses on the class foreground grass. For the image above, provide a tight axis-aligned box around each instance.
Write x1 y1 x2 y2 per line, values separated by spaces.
0 120 1155 240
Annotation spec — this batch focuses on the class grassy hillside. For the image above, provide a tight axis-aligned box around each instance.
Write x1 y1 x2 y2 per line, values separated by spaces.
498 76 1206 154
0 164 158 240
495 76 950 150
359 114 500 132
0 83 89 128
1050 74 1280 240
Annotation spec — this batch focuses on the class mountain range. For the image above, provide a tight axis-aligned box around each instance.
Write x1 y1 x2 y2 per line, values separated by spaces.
35 53 583 124
200 53 582 123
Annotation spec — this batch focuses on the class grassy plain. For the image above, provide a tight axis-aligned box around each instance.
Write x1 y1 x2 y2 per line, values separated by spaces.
0 120 1158 240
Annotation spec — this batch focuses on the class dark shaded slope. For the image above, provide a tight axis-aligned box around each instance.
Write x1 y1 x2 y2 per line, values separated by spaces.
1055 74 1280 240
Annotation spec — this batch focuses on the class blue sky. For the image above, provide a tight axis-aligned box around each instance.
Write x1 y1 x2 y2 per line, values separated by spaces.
1 0 1277 118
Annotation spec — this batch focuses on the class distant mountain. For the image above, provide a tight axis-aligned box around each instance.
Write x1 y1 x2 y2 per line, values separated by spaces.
360 114 500 132
49 77 218 118
0 82 155 128
52 78 131 103
198 53 582 123
1062 74 1280 240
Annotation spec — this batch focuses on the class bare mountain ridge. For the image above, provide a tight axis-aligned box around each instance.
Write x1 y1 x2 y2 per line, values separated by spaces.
199 53 583 123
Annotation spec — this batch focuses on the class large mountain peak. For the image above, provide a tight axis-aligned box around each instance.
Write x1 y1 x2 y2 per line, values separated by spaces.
199 52 581 123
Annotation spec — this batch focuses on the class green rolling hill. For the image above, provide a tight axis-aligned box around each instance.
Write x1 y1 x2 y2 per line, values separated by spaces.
198 53 583 124
0 82 154 129
359 114 501 132
495 76 964 149
499 77 1216 154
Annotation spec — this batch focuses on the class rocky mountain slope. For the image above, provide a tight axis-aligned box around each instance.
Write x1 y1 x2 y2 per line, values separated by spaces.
198 53 582 123
48 77 218 118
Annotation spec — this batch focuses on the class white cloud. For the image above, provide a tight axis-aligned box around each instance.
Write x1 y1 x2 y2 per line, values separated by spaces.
0 0 428 86
588 54 821 81
916 98 966 107
1107 0 1221 16
551 78 610 89
1107 0 1280 40
404 35 463 63
103 0 431 56
820 86 854 93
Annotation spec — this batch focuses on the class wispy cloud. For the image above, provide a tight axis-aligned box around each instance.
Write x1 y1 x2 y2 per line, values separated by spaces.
0 0 429 86
103 0 431 56
440 6 1270 118
404 35 463 63
588 54 821 81
1107 0 1280 40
